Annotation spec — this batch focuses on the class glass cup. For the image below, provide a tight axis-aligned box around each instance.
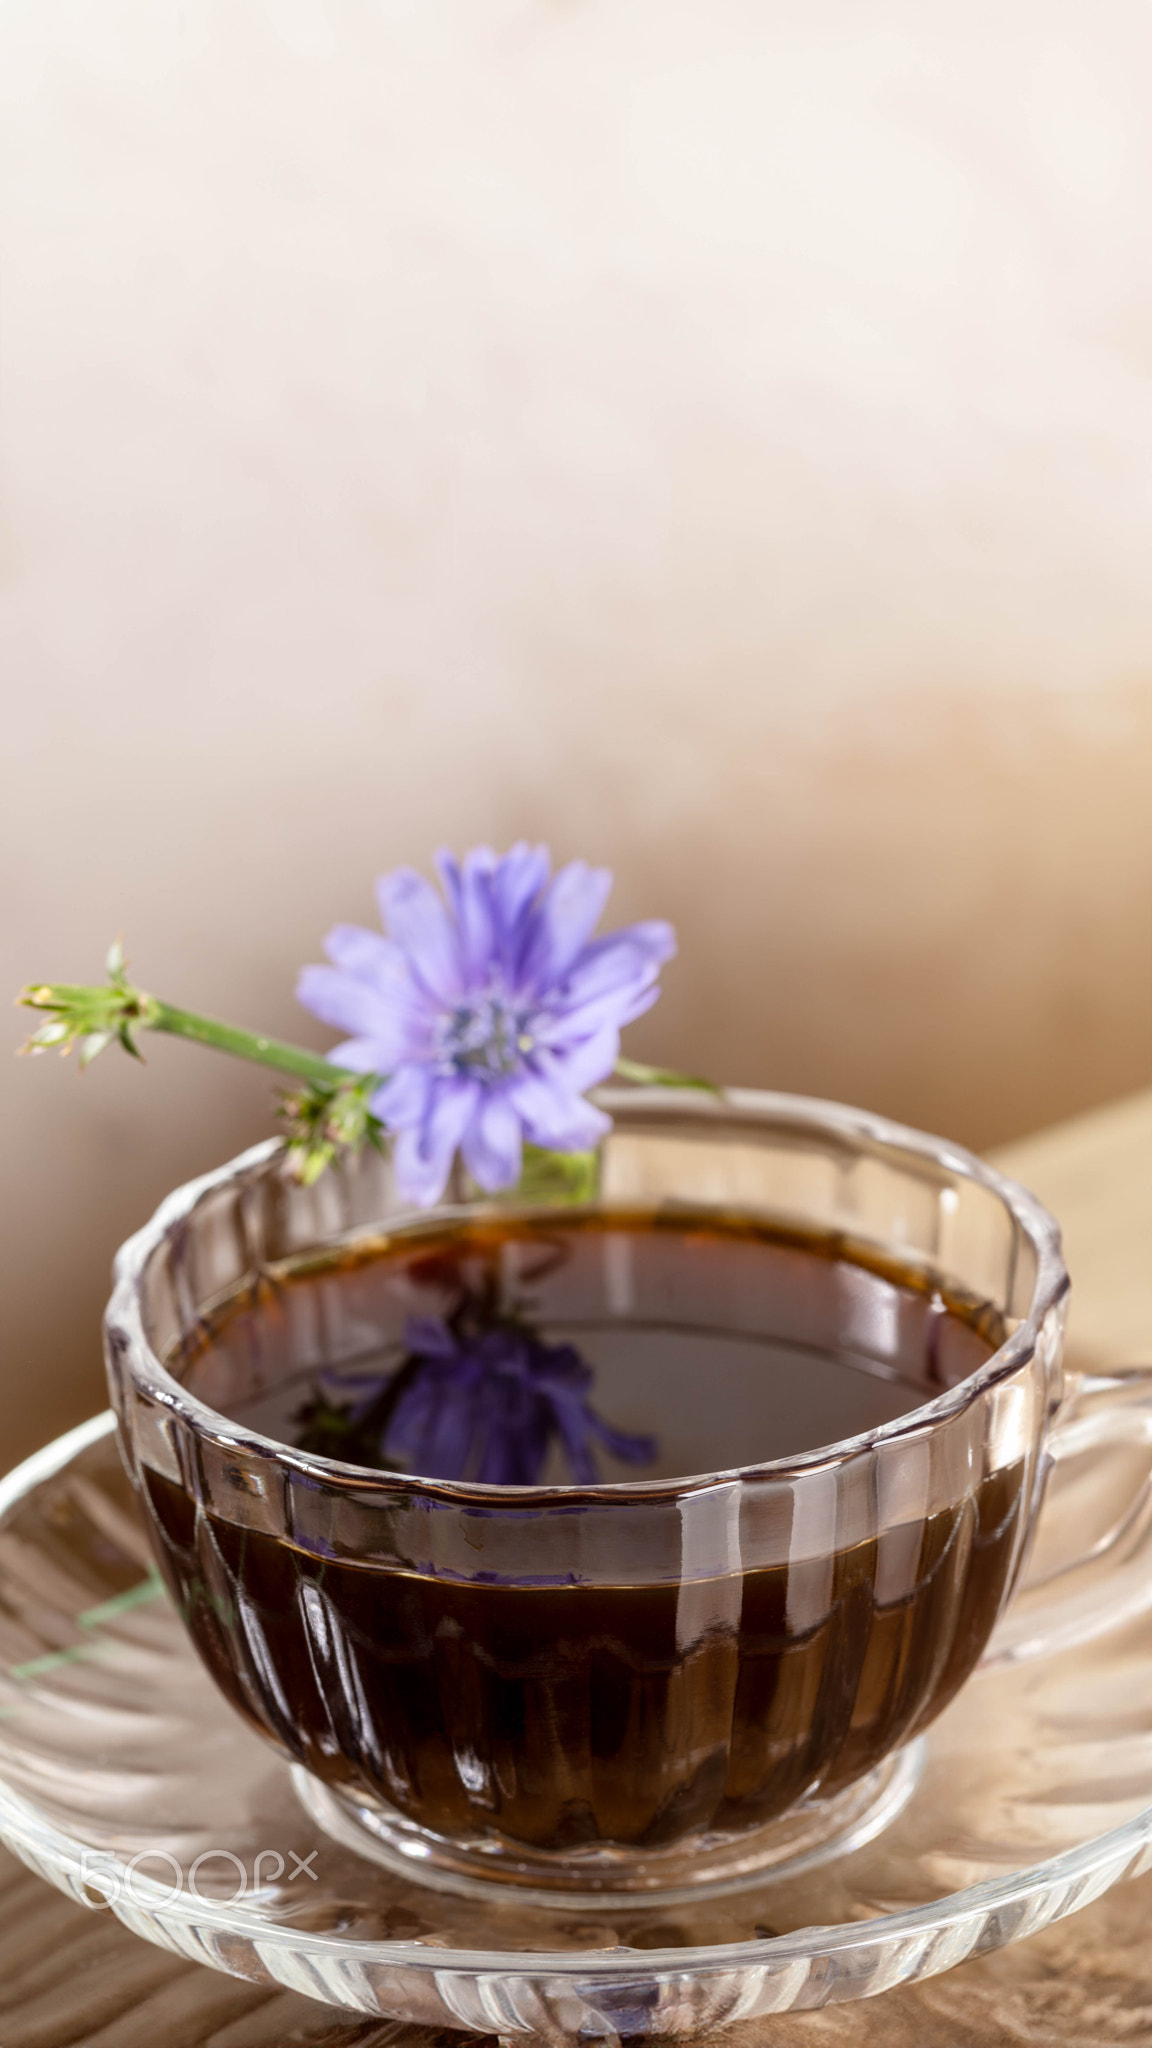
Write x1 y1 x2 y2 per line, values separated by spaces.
104 1089 1135 1902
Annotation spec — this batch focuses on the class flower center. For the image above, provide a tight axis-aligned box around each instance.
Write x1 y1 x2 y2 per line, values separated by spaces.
439 990 531 1079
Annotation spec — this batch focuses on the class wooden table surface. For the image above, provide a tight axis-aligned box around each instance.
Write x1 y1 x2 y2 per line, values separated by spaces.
3 1090 1151 2048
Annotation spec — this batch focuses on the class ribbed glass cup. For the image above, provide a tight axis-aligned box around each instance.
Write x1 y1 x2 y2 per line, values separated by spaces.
105 1089 1069 1901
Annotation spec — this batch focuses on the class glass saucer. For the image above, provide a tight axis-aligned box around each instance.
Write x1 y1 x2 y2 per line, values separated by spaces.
4 1417 1152 2045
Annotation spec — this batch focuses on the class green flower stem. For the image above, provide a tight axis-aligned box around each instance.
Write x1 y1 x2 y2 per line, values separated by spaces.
147 1001 357 1087
20 958 715 1186
20 962 714 1101
612 1055 718 1092
146 1020 714 1097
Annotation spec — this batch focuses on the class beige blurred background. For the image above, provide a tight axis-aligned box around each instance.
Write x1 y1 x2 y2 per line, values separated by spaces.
2 0 1151 1472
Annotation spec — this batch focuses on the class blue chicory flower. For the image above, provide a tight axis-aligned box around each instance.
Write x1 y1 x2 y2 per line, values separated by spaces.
382 1314 657 1485
297 845 676 1206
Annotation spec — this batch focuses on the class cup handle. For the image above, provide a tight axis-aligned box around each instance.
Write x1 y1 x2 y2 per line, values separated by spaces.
983 1364 1152 1669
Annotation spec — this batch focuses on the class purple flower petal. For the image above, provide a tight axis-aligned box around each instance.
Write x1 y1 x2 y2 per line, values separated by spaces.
326 1037 389 1074
532 1341 592 1392
322 925 414 994
371 1063 433 1131
389 1137 444 1207
376 867 464 1006
391 1076 479 1206
393 1379 476 1480
584 1409 660 1466
508 1071 611 1151
477 1424 543 1486
403 1315 460 1360
546 979 664 1049
557 923 677 1007
543 1377 613 1483
520 860 613 990
296 966 396 1045
488 843 551 972
299 926 436 1067
461 1089 524 1193
613 980 664 1028
316 1366 393 1425
435 848 497 990
528 1021 619 1095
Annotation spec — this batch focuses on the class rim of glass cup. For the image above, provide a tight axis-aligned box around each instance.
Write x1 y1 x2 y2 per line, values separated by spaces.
106 1086 1069 1503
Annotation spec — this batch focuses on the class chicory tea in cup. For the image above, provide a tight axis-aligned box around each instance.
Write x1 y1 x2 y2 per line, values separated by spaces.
105 1093 1066 1898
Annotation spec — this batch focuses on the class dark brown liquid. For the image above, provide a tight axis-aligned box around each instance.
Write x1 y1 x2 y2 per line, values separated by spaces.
141 1211 1026 1850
